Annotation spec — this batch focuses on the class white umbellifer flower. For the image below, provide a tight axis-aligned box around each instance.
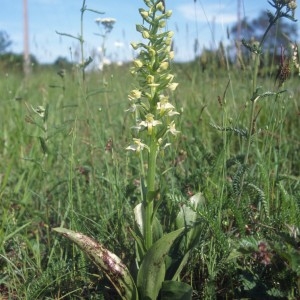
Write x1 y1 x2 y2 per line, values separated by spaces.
95 18 116 34
288 0 297 10
95 18 116 25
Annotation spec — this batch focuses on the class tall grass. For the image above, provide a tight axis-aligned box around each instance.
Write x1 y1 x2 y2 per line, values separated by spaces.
1 0 300 299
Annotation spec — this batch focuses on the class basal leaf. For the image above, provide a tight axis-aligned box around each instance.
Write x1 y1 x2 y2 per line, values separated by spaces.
176 192 206 249
176 193 206 228
134 203 163 245
53 227 138 300
137 228 184 300
134 203 144 237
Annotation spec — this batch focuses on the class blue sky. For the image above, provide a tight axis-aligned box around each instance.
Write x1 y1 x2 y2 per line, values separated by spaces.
1 0 299 65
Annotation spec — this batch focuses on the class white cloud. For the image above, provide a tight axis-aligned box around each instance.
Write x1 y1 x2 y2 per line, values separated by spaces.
177 3 237 24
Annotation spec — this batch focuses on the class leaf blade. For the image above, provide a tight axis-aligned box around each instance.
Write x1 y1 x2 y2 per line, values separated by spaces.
137 228 185 300
53 227 138 300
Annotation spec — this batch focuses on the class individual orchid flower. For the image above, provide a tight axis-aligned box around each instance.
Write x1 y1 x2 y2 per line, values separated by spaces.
126 138 149 153
157 96 180 117
138 113 162 135
128 89 142 101
167 120 180 136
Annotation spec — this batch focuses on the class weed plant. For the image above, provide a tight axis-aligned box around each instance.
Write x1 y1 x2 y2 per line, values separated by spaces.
0 0 300 299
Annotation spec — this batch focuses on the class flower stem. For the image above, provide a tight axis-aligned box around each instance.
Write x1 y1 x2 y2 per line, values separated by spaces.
144 136 158 249
80 0 86 82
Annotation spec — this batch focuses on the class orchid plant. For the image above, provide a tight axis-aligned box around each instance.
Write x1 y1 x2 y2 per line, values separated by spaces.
54 0 204 299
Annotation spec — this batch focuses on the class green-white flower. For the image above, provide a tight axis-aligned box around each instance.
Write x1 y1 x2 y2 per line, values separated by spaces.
138 113 162 134
126 0 179 155
126 138 149 153
157 96 179 117
128 89 142 101
167 121 180 136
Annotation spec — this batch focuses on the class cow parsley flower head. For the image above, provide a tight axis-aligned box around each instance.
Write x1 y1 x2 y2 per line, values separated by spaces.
95 18 116 34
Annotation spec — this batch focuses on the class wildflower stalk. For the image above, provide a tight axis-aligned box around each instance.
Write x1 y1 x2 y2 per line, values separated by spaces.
144 140 158 248
80 0 86 81
56 0 103 85
95 17 116 71
246 1 296 164
54 2 202 298
126 0 179 250
236 0 297 209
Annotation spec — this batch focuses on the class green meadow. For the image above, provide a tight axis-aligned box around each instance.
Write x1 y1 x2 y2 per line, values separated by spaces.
1 0 300 299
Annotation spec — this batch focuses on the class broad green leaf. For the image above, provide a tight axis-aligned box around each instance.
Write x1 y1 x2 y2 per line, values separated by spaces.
161 281 192 300
137 228 184 300
53 227 138 300
176 192 206 249
133 203 163 267
134 203 163 242
152 216 163 243
161 193 206 281
134 203 144 237
176 193 206 228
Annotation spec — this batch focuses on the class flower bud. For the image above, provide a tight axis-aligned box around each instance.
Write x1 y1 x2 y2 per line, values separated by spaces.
159 61 169 71
139 9 149 18
136 24 144 33
165 46 171 53
142 30 150 39
165 37 172 46
147 75 155 84
165 10 172 18
133 59 143 68
129 89 142 100
158 20 166 28
131 42 139 50
130 69 137 76
149 47 156 57
156 1 164 12
167 31 174 38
